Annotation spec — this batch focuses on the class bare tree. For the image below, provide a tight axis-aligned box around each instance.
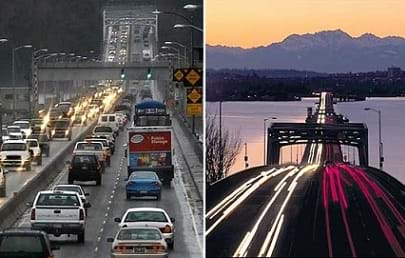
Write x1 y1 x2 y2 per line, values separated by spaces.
206 113 242 185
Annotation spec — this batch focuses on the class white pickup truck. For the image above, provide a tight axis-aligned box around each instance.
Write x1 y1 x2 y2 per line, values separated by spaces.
0 139 32 171
30 190 88 243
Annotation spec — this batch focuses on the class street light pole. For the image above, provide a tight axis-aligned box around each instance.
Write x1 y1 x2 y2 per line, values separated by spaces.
219 101 223 176
364 108 383 170
12 44 32 120
377 109 383 169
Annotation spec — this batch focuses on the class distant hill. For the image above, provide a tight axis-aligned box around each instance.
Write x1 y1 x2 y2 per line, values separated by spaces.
207 30 405 73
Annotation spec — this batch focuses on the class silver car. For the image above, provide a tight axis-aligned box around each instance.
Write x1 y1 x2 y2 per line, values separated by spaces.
114 208 175 249
108 227 168 258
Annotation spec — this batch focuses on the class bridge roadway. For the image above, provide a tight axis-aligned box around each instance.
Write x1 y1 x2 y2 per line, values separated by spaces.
206 92 405 257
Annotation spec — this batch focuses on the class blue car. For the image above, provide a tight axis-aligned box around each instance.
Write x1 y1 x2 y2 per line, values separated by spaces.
126 171 162 200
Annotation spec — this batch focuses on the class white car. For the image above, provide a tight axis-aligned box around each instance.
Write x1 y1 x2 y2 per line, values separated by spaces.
52 185 90 210
29 190 88 243
13 121 32 137
93 125 115 141
25 138 42 165
114 207 175 249
7 125 25 139
107 227 168 258
73 141 107 165
0 139 32 171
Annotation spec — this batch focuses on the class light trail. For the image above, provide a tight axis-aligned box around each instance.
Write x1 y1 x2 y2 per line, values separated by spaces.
206 166 296 236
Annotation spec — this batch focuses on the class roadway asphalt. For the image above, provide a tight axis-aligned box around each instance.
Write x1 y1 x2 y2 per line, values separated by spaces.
15 124 202 258
206 92 405 257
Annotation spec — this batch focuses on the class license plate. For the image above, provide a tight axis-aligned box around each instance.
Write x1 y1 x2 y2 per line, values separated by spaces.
140 190 148 194
81 166 88 170
53 224 62 228
134 247 146 253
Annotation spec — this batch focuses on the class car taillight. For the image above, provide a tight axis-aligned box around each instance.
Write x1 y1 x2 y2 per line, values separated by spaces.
152 244 166 252
161 225 172 233
79 209 85 220
31 208 36 220
114 245 128 252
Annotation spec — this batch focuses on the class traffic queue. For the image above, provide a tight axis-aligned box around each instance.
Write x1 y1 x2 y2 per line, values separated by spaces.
0 85 175 258
0 84 121 172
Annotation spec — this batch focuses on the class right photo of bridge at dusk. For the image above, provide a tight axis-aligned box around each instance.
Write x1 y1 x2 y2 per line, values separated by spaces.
205 0 405 257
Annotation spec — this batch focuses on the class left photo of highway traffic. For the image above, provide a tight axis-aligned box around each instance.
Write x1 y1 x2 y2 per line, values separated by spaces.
0 1 203 257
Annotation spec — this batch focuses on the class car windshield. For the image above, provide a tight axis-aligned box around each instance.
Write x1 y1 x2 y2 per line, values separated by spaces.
117 228 161 241
125 211 168 222
14 123 30 129
0 235 45 254
72 155 97 164
94 127 112 133
1 143 26 151
7 127 20 133
54 186 83 195
76 143 102 151
36 193 80 206
130 172 157 180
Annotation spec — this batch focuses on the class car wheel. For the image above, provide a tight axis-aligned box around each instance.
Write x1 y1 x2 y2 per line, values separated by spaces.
107 158 111 167
25 162 32 171
46 150 50 157
168 242 174 250
68 176 73 184
157 193 161 201
126 193 131 200
77 230 85 243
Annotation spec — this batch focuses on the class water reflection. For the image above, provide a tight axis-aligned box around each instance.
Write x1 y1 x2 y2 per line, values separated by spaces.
207 98 405 183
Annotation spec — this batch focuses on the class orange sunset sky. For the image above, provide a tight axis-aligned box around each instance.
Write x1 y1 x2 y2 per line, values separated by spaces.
206 0 405 48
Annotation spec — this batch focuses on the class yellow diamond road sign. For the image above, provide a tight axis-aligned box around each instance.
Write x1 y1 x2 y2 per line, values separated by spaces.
185 69 201 86
188 88 201 103
174 70 184 81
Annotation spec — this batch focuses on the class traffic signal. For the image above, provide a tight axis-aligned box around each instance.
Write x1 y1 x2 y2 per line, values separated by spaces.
120 68 125 79
147 67 152 80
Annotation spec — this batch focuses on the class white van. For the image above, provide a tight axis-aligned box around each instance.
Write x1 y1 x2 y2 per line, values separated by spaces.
98 114 119 136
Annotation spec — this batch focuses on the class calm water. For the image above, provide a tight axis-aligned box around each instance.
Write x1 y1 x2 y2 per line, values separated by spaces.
207 98 405 183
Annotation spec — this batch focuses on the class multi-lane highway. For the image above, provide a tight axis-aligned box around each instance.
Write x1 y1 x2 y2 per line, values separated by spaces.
206 92 405 257
14 121 201 257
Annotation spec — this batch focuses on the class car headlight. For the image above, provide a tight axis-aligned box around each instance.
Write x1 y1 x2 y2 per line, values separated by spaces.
51 129 55 135
65 129 70 135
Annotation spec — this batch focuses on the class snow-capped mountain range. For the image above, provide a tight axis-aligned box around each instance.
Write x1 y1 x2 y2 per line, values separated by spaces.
207 30 405 73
